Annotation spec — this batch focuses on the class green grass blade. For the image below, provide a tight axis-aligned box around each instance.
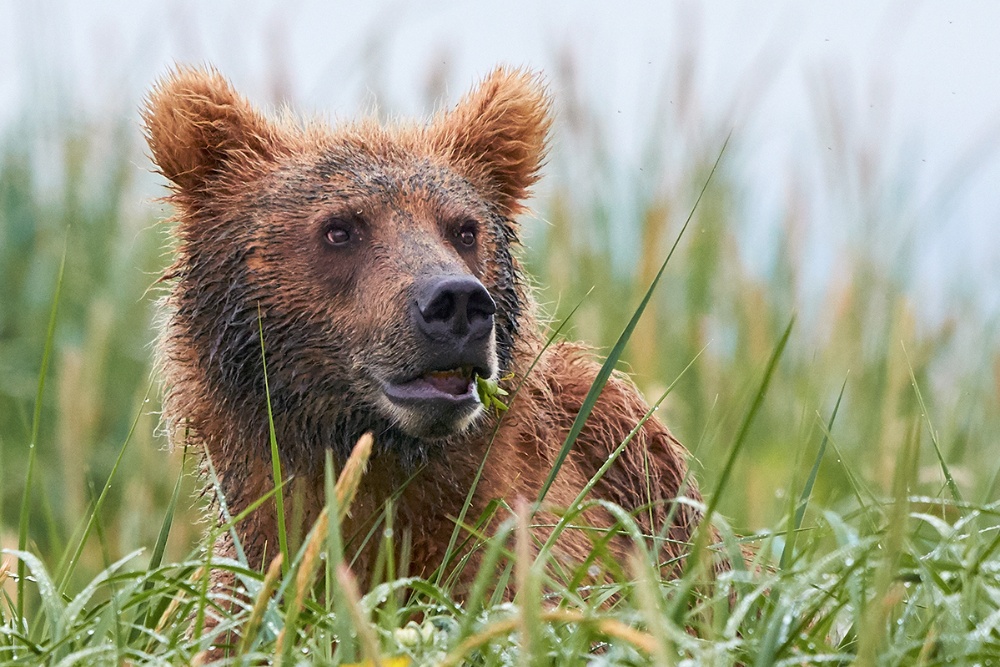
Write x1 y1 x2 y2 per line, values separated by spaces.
984 459 1000 506
537 131 731 505
17 242 66 622
902 344 962 502
537 345 707 563
60 549 143 640
202 450 287 567
457 520 515 638
436 292 588 588
258 308 290 575
190 533 214 645
57 384 152 595
762 378 846 663
780 376 847 570
148 449 185 577
130 451 187 643
970 522 1000 576
678 315 794 590
823 427 880 534
704 316 794 524
324 450 355 664
5 550 62 641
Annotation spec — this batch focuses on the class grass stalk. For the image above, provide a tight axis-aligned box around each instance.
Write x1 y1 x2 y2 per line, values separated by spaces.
16 242 66 623
57 384 152 595
537 131 731 505
779 376 848 570
258 308 290 576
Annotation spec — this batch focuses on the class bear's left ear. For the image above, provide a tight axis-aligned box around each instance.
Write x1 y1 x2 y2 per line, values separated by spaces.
430 67 551 215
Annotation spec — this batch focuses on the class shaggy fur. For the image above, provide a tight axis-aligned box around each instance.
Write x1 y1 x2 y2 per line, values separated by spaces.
143 66 705 593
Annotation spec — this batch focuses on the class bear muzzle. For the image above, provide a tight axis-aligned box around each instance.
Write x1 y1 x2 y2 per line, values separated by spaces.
377 274 498 437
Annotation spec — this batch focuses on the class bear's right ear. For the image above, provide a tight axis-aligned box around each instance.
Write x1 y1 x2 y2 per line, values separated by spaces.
142 66 286 192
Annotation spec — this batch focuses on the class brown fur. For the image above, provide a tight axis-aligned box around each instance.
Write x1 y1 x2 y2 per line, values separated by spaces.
143 66 705 599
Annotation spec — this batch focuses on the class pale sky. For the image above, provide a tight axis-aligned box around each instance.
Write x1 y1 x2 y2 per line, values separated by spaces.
3 0 999 320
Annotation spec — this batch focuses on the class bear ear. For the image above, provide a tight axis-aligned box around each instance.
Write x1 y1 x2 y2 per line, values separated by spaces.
142 66 287 192
431 67 551 215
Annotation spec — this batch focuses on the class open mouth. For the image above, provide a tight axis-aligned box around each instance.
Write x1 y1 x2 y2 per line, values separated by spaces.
382 365 481 404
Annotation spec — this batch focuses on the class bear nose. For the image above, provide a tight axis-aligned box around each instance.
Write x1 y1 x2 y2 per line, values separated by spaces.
414 275 496 341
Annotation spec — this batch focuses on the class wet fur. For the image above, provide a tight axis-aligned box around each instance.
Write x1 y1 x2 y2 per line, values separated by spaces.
143 66 704 589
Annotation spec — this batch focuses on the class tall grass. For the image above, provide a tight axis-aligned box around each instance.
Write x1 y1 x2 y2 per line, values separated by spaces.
2 58 1000 664
0 121 197 580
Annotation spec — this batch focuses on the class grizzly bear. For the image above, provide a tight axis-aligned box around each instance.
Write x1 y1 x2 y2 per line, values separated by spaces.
142 66 706 597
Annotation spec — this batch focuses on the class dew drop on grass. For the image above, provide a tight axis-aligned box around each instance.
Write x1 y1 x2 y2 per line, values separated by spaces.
384 528 394 539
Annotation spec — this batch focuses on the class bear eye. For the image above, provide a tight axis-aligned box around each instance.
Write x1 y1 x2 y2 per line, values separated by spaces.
323 220 353 247
457 221 478 248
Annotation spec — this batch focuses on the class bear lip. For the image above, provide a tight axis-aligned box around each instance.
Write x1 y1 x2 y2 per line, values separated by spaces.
382 365 482 404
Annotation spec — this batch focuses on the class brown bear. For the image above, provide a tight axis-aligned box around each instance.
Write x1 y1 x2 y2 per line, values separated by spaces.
142 66 706 598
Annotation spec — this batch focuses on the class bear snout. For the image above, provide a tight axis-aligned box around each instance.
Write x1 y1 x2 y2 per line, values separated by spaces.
413 274 496 343
409 274 498 376
370 274 499 438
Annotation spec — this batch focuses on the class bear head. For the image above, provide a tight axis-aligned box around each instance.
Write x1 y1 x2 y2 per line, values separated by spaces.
143 66 550 470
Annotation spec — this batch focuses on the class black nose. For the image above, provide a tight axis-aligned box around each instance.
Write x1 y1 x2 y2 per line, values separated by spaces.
413 275 496 342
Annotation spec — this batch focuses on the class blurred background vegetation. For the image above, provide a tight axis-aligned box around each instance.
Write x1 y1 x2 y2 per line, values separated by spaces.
2 5 999 590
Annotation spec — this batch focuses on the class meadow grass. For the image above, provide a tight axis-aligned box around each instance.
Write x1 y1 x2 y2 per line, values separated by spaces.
2 78 1000 664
